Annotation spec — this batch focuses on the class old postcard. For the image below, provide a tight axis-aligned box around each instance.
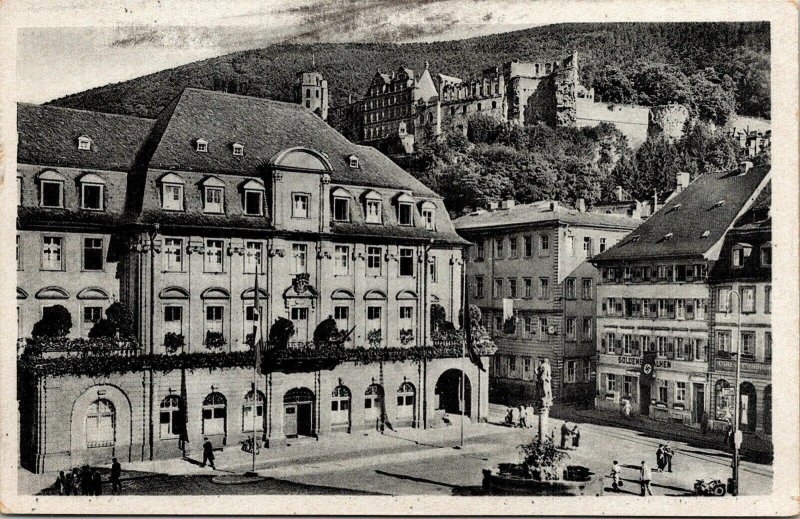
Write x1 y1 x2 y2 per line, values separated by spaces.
0 0 797 515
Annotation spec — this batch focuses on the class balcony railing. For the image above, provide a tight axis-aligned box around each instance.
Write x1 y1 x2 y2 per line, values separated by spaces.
20 337 141 358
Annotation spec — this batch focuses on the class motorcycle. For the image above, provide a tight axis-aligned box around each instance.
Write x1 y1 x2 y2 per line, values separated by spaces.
694 478 727 496
240 437 261 454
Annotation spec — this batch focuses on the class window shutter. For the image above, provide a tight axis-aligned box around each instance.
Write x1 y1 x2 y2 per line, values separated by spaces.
666 338 675 359
614 339 623 355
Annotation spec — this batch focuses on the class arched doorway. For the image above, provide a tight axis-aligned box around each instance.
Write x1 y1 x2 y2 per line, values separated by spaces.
763 385 772 435
395 382 416 427
202 392 227 437
331 385 351 433
435 369 472 417
739 382 757 432
284 387 315 438
364 384 384 428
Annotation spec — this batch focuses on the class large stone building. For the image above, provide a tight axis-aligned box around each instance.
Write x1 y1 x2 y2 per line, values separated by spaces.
453 199 640 405
707 182 771 437
591 162 770 429
329 52 686 153
16 89 493 473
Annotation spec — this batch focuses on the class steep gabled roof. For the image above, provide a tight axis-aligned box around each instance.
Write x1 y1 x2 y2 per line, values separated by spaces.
17 103 155 171
146 88 436 197
593 165 771 262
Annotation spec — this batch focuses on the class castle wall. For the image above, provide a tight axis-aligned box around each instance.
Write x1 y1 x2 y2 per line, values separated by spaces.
575 99 651 147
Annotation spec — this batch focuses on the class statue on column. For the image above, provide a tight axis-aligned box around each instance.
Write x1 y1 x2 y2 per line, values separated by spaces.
536 358 553 409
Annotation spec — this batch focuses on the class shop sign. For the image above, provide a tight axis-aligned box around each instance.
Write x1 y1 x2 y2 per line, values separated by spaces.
617 356 671 369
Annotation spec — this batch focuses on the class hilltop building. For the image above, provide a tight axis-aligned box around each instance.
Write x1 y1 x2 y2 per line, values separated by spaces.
16 90 493 473
590 161 770 431
453 198 640 405
294 70 329 121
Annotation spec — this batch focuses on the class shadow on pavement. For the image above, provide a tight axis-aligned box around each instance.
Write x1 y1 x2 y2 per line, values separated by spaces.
374 469 457 489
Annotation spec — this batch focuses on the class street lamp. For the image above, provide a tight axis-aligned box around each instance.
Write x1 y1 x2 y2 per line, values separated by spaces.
726 289 742 496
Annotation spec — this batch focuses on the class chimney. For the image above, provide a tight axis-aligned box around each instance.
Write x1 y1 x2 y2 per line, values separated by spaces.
675 172 690 193
487 200 499 211
614 185 624 202
500 198 515 210
576 198 586 212
738 161 753 175
549 201 556 211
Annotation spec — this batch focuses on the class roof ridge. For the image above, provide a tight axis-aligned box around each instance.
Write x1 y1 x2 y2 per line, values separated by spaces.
181 87 307 110
30 102 156 122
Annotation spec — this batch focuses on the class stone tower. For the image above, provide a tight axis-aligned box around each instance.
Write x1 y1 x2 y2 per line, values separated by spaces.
648 104 690 141
295 70 329 121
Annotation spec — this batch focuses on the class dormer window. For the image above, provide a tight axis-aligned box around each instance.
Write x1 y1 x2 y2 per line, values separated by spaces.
196 139 208 153
662 233 673 241
760 243 772 266
38 170 65 208
396 193 415 226
232 143 244 156
79 173 106 211
202 177 225 214
630 235 640 243
713 200 725 209
364 191 383 224
732 243 752 269
242 179 265 216
668 203 682 213
420 201 436 231
160 173 185 211
701 230 710 238
331 187 351 222
77 136 92 151
349 155 359 168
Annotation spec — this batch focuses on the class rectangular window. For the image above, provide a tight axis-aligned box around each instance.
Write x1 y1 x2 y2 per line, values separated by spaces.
565 318 576 340
509 237 518 258
393 248 412 278
205 306 223 334
606 373 617 392
523 278 532 298
398 203 413 226
333 198 349 222
524 317 534 336
524 236 533 257
583 361 591 382
292 244 308 274
566 360 576 383
658 380 668 403
163 184 183 211
42 236 63 271
740 286 756 313
164 306 183 337
623 376 634 399
765 332 772 361
565 236 574 255
40 180 63 208
366 246 382 276
292 193 310 218
82 184 103 210
508 278 517 298
494 314 502 332
328 245 348 275
717 288 731 312
582 317 592 340
204 187 223 213
539 278 549 299
582 237 592 256
334 306 350 332
367 306 382 322
244 241 263 274
565 278 576 299
83 237 104 271
581 278 592 300
365 200 382 223
83 306 103 335
509 356 516 373
675 382 686 403
732 248 744 268
716 330 732 355
599 238 607 253
761 245 771 266
244 190 264 215
494 238 504 259
740 331 755 358
765 285 771 314
427 256 438 283
475 276 484 298
539 318 548 337
474 240 485 261
493 278 503 298
164 238 183 272
204 239 224 273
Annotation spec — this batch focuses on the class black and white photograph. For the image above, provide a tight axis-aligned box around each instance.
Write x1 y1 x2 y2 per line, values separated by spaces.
1 0 797 515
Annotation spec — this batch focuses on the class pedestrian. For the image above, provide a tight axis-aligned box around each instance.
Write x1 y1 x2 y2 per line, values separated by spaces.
505 407 513 427
80 464 92 496
526 406 535 429
202 437 216 469
518 406 527 428
110 457 122 493
610 460 623 491
571 425 580 448
560 422 571 449
724 420 733 449
663 444 674 472
510 406 520 428
55 471 67 495
64 470 74 496
656 444 665 471
700 412 709 434
622 400 632 419
71 468 81 495
639 460 653 496
92 469 103 496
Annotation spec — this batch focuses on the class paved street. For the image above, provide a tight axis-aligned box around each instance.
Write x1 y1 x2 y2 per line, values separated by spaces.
32 414 772 497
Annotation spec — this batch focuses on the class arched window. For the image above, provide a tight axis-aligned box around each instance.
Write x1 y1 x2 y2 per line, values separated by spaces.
202 392 227 435
364 384 384 425
159 395 184 438
86 399 116 447
242 390 265 432
396 382 415 423
331 386 351 427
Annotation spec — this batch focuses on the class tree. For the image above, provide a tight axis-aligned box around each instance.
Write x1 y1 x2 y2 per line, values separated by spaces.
689 69 736 126
591 65 636 104
31 305 72 338
467 113 503 144
88 302 134 339
313 315 340 345
268 317 295 349
632 63 694 107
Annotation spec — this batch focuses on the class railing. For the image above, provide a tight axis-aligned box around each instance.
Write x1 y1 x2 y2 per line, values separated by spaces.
20 337 142 358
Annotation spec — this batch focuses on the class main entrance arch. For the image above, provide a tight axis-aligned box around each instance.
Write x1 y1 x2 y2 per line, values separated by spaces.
435 369 472 417
284 387 315 438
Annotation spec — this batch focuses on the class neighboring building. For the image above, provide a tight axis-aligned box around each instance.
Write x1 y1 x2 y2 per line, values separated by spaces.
453 198 640 405
294 70 329 121
728 115 771 158
17 89 493 473
591 162 770 429
708 182 771 437
591 173 690 219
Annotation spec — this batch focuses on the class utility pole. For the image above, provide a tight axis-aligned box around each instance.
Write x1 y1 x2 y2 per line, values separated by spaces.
727 289 742 496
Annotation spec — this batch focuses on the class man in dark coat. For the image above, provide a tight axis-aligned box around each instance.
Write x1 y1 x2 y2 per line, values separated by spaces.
663 444 674 472
560 423 571 449
92 469 103 496
202 437 215 469
80 465 92 495
656 444 665 471
110 458 122 493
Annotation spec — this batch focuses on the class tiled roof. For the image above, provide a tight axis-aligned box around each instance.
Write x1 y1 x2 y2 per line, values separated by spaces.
146 88 436 197
734 180 771 231
17 103 155 171
593 165 771 262
17 207 134 229
331 222 468 245
452 201 642 233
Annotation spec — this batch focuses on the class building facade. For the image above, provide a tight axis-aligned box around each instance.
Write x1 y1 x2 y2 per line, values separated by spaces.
591 163 771 429
708 183 771 437
16 90 493 473
453 199 640 405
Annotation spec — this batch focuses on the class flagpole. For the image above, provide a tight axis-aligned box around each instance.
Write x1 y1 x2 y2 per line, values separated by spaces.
460 257 467 448
251 252 261 473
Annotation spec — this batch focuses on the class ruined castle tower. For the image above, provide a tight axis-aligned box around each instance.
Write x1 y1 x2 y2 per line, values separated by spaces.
295 70 329 121
647 104 690 141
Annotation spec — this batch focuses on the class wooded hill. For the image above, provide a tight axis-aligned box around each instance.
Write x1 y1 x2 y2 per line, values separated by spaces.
48 22 770 120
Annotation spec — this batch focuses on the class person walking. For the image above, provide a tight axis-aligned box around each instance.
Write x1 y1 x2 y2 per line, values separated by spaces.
110 458 122 493
560 422 571 449
55 471 67 495
92 469 103 496
663 444 674 472
656 444 665 471
622 400 632 419
610 460 623 492
510 406 520 428
639 460 653 496
518 406 527 428
202 437 216 469
571 425 581 448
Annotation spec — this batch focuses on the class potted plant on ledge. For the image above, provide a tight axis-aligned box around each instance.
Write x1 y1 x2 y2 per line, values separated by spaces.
205 331 226 350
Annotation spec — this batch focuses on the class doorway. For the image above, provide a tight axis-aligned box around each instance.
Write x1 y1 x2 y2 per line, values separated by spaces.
283 387 315 438
435 369 472 417
693 383 705 424
639 381 651 415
